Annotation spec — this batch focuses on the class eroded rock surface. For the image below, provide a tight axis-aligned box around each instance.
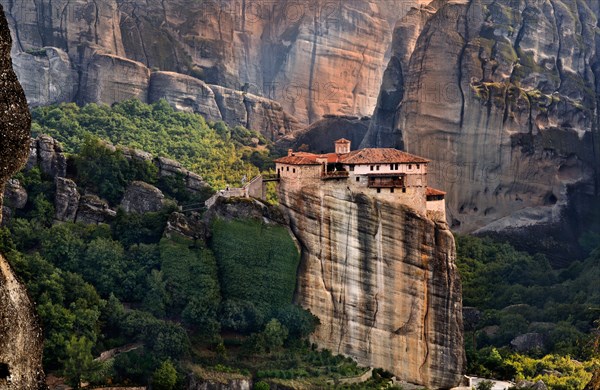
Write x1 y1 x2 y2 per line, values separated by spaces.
0 0 427 131
365 0 600 257
0 4 46 389
54 177 80 222
120 181 165 214
278 181 463 388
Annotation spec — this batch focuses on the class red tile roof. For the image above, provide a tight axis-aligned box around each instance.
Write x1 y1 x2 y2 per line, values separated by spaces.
335 138 351 144
275 148 429 165
273 155 321 165
426 187 446 196
341 148 429 164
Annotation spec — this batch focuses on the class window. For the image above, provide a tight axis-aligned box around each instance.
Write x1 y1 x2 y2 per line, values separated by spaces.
408 164 412 169
390 164 394 170
377 188 381 193
396 164 399 170
277 168 280 174
402 188 406 193
286 167 289 172
356 177 360 182
293 168 296 173
391 188 394 193
416 164 420 169
376 165 380 171
370 165 374 171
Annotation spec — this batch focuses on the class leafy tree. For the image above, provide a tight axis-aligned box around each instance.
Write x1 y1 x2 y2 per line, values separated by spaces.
254 381 270 390
275 305 319 340
62 335 99 389
152 360 178 390
262 319 288 353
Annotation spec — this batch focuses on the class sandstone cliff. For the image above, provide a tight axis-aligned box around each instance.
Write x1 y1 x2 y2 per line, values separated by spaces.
0 4 46 388
0 0 427 132
278 181 464 388
364 0 600 256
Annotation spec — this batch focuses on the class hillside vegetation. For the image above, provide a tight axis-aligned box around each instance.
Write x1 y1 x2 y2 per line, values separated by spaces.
456 235 600 389
31 99 273 189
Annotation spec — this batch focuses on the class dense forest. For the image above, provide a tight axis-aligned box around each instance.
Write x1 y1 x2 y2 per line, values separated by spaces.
1 100 598 389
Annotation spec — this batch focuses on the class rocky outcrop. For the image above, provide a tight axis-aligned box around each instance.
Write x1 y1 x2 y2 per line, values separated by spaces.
510 332 546 353
0 4 46 388
79 53 150 106
186 375 251 390
0 0 429 129
276 115 371 154
149 72 222 121
11 47 76 106
210 85 301 141
76 195 116 225
54 177 80 222
3 179 27 209
26 135 67 178
0 254 46 389
120 181 165 214
277 181 463 388
364 0 600 257
164 212 207 241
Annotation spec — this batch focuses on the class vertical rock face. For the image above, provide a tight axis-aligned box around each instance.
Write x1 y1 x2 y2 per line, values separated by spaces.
278 181 463 388
365 0 600 250
0 4 46 389
0 0 428 129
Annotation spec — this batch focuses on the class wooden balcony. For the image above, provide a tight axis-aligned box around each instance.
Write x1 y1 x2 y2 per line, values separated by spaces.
368 175 404 188
321 171 349 180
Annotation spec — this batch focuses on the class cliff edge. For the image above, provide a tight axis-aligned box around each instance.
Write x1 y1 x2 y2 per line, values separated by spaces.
0 4 46 389
278 181 464 388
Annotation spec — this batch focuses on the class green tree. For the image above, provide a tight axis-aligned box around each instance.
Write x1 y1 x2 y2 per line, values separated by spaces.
152 360 178 390
262 319 288 353
254 381 270 390
62 335 99 389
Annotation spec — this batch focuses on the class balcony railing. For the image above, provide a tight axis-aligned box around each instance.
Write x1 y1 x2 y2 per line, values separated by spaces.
321 171 349 179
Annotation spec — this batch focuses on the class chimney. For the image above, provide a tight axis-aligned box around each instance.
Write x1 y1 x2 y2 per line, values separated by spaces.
335 138 351 154
288 149 293 156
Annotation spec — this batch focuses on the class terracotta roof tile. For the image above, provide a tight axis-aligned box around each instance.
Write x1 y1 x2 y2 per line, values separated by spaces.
273 155 321 165
426 187 446 196
335 138 351 144
275 148 429 165
341 148 429 164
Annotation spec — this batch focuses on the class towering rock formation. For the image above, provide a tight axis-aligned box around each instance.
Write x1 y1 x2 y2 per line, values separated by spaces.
365 0 600 256
0 4 46 389
278 182 463 388
0 0 427 133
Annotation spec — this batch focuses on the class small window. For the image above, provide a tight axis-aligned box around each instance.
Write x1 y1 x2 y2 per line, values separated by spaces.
408 164 412 169
293 168 296 173
286 167 289 172
396 164 399 170
377 188 381 193
356 177 360 182
277 168 280 174
390 188 394 193
416 164 420 169
370 165 374 171
376 165 380 171
390 164 394 170
402 188 406 193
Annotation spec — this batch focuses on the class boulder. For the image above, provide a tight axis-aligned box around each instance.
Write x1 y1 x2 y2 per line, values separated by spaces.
120 181 165 214
54 177 80 222
26 135 67 178
510 332 546 353
76 195 116 224
164 212 206 241
149 72 222 121
3 179 27 209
